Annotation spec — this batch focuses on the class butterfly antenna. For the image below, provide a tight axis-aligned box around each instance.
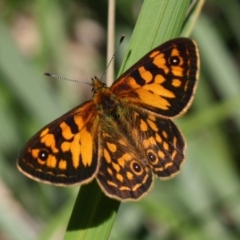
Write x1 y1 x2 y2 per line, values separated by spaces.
43 72 92 86
100 34 125 82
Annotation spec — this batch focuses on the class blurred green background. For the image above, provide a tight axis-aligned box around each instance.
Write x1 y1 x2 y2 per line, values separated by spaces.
1 0 240 239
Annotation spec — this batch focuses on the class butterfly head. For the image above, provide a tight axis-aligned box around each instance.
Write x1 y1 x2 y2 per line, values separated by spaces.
91 76 107 93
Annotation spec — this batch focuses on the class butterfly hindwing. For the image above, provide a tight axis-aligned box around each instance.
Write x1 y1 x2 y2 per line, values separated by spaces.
96 104 185 201
111 38 199 117
97 125 153 201
17 101 99 185
131 108 185 179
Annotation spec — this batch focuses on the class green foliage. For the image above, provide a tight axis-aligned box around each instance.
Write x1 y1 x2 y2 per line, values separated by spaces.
1 0 240 239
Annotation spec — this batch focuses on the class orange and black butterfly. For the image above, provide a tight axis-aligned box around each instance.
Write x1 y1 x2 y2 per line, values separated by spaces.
17 38 200 201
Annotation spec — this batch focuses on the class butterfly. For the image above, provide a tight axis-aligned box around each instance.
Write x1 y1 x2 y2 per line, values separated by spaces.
17 38 200 201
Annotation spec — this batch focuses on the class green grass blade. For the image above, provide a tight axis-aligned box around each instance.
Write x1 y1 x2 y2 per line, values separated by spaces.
64 0 192 239
119 0 192 73
64 181 119 240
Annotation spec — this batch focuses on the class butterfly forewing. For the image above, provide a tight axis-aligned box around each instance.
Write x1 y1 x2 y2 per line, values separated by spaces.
111 38 199 117
17 101 99 185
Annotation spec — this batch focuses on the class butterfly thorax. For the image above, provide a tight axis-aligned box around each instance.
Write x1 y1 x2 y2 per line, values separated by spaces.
92 77 118 114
